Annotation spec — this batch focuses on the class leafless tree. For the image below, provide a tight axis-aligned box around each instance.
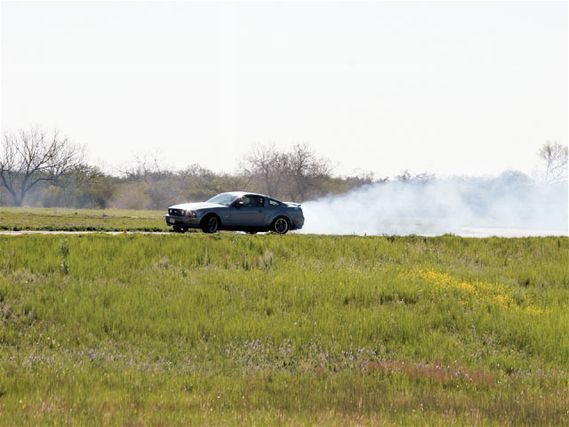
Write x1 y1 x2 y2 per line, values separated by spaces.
285 143 331 201
396 170 435 183
539 142 568 183
242 144 289 196
120 152 166 182
242 143 333 201
0 128 83 206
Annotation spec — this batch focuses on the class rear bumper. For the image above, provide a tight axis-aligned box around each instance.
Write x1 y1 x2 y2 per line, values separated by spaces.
291 216 304 230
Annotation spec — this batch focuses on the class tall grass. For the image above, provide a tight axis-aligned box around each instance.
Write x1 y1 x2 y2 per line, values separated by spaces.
0 207 168 231
0 234 568 425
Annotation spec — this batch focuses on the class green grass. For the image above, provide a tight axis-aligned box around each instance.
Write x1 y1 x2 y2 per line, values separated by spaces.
1 233 568 425
0 207 169 231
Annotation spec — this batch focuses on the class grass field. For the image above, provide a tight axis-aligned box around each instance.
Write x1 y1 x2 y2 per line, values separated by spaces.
1 233 568 425
0 207 169 231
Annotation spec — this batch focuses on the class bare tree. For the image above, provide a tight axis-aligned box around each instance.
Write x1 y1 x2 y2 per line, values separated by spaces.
396 170 435 183
285 143 331 201
242 144 289 196
0 128 83 206
242 143 333 201
120 152 166 182
539 142 568 183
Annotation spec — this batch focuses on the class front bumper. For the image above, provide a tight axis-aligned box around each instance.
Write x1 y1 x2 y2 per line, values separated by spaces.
165 215 201 228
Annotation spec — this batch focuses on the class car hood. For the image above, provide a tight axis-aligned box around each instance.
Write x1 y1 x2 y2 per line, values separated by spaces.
168 202 225 211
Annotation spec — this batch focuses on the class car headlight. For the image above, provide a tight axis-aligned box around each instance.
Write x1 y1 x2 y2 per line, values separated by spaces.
184 210 196 218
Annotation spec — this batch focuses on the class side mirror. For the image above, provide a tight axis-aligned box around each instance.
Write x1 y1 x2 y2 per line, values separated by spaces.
234 200 245 208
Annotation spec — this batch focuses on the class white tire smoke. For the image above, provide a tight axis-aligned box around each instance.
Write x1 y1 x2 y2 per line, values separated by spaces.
300 173 568 237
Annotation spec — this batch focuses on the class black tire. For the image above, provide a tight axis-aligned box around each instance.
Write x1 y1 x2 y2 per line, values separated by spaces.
272 217 290 234
201 215 220 233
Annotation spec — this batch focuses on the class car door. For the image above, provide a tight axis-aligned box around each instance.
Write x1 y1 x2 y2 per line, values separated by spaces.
227 195 266 227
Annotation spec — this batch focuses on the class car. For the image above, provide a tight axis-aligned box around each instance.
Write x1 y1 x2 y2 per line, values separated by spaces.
165 191 304 234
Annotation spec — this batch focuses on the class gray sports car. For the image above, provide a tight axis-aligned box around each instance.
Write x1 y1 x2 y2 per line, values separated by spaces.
165 191 304 234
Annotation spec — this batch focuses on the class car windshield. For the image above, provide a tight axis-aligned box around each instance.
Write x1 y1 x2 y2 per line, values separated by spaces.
206 193 238 206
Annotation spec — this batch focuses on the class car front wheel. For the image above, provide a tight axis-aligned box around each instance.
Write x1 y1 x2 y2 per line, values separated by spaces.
202 215 220 233
272 217 289 234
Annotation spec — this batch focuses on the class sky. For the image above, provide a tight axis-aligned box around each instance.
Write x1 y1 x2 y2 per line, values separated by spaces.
1 1 567 178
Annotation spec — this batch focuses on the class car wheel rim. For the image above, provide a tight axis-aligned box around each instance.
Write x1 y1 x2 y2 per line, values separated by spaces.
208 218 218 232
275 218 288 233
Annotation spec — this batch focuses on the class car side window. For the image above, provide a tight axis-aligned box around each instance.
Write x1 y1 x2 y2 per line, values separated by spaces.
245 195 264 207
269 199 281 206
241 195 264 207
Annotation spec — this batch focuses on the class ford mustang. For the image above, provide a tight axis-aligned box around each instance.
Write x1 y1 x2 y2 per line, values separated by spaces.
165 191 304 234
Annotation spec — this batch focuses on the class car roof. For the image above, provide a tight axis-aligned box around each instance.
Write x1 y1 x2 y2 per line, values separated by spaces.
220 191 269 198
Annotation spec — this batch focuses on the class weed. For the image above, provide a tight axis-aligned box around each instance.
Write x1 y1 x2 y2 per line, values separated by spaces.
0 233 567 425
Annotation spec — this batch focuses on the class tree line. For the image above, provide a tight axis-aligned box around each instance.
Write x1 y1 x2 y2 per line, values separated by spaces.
1 128 567 209
0 128 377 209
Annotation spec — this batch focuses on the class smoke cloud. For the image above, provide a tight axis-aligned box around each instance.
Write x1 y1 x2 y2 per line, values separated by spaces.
300 173 568 237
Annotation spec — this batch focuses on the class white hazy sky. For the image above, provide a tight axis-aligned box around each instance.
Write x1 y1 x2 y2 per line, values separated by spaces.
1 1 567 178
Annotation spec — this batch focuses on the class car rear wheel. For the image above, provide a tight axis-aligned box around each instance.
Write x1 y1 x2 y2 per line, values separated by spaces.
272 217 290 234
202 215 220 233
